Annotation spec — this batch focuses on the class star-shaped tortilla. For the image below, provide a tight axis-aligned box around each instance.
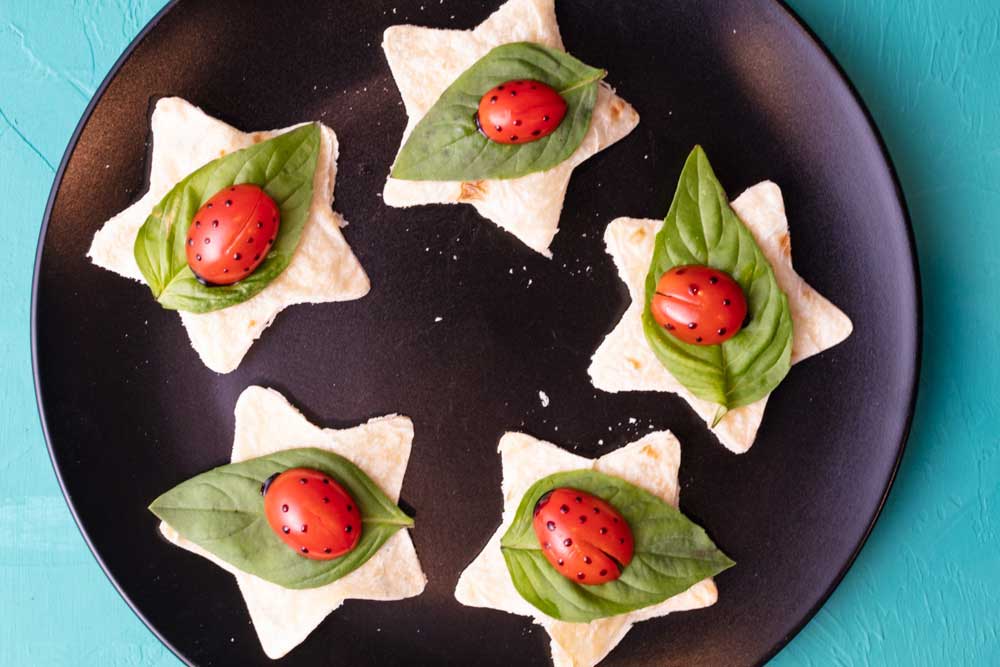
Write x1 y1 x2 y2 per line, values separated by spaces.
589 182 854 454
382 0 640 256
159 386 426 659
88 97 370 373
455 431 718 667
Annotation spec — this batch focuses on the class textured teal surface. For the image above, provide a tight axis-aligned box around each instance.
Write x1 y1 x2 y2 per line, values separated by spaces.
2 1 997 665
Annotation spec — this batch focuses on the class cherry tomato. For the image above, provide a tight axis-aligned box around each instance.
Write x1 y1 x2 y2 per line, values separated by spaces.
261 467 361 560
475 80 567 145
532 488 634 585
186 183 280 286
650 265 748 345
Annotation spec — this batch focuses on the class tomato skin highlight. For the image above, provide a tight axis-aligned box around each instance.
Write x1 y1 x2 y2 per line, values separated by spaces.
186 183 280 286
651 265 748 345
532 488 634 585
262 467 361 560
476 80 567 145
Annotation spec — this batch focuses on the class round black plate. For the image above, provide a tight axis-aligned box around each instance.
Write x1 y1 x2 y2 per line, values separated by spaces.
32 1 919 665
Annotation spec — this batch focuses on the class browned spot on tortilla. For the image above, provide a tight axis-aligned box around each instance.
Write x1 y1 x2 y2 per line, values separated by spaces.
641 444 660 461
629 227 646 244
626 357 642 370
459 180 488 201
249 320 257 328
251 132 266 144
610 99 625 121
779 233 792 257
219 149 227 157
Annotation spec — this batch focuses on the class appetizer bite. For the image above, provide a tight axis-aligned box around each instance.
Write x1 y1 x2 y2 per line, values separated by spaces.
88 98 370 373
589 147 853 453
383 0 640 256
150 387 425 659
455 431 731 667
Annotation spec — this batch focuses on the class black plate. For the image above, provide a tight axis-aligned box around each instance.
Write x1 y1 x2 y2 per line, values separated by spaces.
32 1 919 665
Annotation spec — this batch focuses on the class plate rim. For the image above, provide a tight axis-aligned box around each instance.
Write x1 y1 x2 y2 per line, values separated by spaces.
29 1 922 665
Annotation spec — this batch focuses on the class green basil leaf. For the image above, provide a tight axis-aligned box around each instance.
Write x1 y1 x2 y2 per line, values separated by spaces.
390 42 605 181
148 447 413 590
641 146 793 415
133 123 320 314
500 469 733 622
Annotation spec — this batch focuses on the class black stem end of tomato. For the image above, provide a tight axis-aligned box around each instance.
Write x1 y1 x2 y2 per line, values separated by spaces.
260 472 281 497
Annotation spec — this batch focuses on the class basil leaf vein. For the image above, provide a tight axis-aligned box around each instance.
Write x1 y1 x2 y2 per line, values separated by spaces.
499 469 733 623
641 146 793 415
133 123 321 314
391 42 605 181
149 447 413 590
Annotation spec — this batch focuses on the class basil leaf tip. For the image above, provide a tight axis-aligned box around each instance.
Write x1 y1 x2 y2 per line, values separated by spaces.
134 122 321 314
499 469 733 623
391 42 606 182
642 145 794 412
149 447 412 590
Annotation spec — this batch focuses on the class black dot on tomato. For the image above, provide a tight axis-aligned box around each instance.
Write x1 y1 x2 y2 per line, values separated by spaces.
268 239 274 245
563 538 573 547
593 507 600 514
690 284 700 295
187 238 193 246
513 119 522 127
676 268 686 275
243 267 249 272
696 337 703 343
532 130 541 136
347 504 353 512
497 85 505 90
494 125 502 132
195 254 202 261
583 556 592 564
560 505 569 514
600 569 608 576
282 526 289 534
578 515 587 524
230 187 236 192
300 547 308 554
225 200 232 207
709 276 719 284
577 573 585 580
688 322 697 329
613 518 619 523
490 95 497 103
575 496 582 503
546 521 556 531
510 90 517 96
203 238 210 245
281 504 289 513
212 220 219 228
665 323 675 331
718 328 727 336
254 254 260 261
557 559 564 566
323 479 330 485
324 548 332 554
510 136 518 141
257 221 263 229
207 203 213 209
301 525 307 533
599 527 608 535
345 525 353 533
247 237 253 244
322 497 329 504
233 252 242 261
542 115 550 122
620 538 625 544
223 268 229 274
723 298 731 306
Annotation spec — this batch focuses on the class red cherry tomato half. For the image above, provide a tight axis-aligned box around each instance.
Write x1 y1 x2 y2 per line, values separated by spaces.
476 80 567 145
186 183 280 286
650 265 749 345
262 467 361 560
532 488 634 586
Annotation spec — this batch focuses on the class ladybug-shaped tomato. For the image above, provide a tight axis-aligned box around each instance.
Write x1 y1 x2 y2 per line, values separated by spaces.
475 80 567 145
532 488 634 585
186 183 280 286
261 468 361 560
651 265 749 345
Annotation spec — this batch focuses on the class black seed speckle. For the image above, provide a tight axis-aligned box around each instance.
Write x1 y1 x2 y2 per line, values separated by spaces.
225 200 232 207
490 95 498 103
233 253 242 261
688 322 697 329
600 527 608 535
593 507 600 514
583 556 592 564
718 328 727 336
207 203 213 209
676 268 686 275
578 515 587 524
322 497 329 503
257 221 264 229
577 572 585 580
254 254 260 261
665 323 675 331
557 559 564 566
247 237 254 244
575 496 582 503
345 525 353 533
282 526 290 534
600 569 608 576
204 237 210 244
563 538 573 547
510 90 517 97
187 238 194 246
195 254 202 261
532 129 541 136
546 521 556 531
300 525 307 533
212 220 219 228
560 505 569 514
513 119 522 126
709 276 719 284
723 298 732 306
281 504 289 513
298 477 306 484
347 504 353 512
324 548 332 554
498 85 505 90
300 547 308 554
696 337 703 343
543 115 550 122
510 135 518 141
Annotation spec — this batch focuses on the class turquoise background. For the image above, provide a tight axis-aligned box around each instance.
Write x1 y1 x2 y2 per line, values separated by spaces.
1 0 997 664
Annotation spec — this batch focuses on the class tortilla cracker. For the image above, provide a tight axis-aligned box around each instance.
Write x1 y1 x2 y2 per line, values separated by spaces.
382 0 640 256
588 181 853 454
88 98 370 373
160 386 426 659
455 431 718 667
